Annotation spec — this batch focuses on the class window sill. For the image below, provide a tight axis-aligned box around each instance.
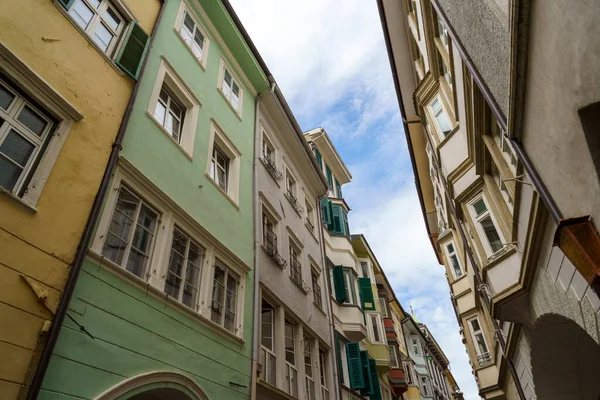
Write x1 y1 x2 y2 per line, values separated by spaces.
217 87 242 121
285 193 303 217
53 1 126 78
146 112 194 161
203 172 240 210
173 28 207 72
483 246 516 270
305 222 319 243
87 250 246 345
260 157 283 185
289 275 309 295
0 186 37 213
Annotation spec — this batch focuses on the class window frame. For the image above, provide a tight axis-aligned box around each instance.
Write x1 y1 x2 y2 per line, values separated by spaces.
378 298 389 317
210 144 230 192
444 241 464 279
210 261 240 333
174 2 211 68
303 335 316 400
428 95 454 141
467 193 506 257
420 376 430 397
289 237 303 288
153 84 186 144
368 313 385 344
467 316 491 358
260 299 277 386
218 58 244 118
284 319 299 397
388 344 400 368
319 348 329 399
311 267 322 309
205 121 241 206
410 335 421 356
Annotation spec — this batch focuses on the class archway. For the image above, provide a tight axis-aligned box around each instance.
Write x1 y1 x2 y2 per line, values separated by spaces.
531 314 600 399
93 371 209 400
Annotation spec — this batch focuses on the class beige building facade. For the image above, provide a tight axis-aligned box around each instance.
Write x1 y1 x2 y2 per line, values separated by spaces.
377 0 600 399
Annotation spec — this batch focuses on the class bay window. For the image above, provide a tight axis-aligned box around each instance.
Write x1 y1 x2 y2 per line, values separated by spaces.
468 316 492 367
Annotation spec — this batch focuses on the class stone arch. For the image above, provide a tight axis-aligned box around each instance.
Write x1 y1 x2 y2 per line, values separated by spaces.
531 313 600 399
93 371 209 400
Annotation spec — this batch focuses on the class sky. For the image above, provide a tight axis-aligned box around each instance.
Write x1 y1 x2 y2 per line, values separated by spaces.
228 1 479 398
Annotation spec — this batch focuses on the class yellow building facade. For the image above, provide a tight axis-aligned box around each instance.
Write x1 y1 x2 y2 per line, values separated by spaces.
0 0 160 397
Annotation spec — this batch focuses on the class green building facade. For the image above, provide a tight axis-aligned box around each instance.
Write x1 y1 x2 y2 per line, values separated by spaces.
39 0 269 399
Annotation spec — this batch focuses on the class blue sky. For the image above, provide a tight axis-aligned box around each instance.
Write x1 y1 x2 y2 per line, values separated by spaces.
228 1 479 398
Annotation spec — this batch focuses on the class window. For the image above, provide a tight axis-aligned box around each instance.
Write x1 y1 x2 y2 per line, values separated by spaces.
305 200 315 232
445 242 463 278
178 7 209 65
388 345 400 368
210 144 229 192
325 164 333 188
491 117 518 171
381 383 392 400
404 362 414 385
304 336 316 400
430 97 453 138
219 61 242 115
263 209 277 254
437 18 449 49
153 85 185 143
491 161 514 210
289 240 302 287
319 349 329 399
164 227 204 309
260 300 276 385
335 179 342 199
439 55 453 90
68 0 125 55
379 298 388 317
411 336 421 356
468 317 491 366
369 314 383 343
469 195 504 255
285 170 297 201
420 376 430 396
262 134 275 163
343 269 357 305
312 269 322 308
0 79 54 195
102 185 159 278
360 261 369 279
284 320 298 397
211 263 238 332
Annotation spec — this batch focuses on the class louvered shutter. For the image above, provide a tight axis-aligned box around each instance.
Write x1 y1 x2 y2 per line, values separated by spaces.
335 333 344 384
315 148 323 169
346 342 364 390
333 265 347 303
57 0 74 9
330 205 343 234
326 164 333 187
369 358 382 400
342 209 350 236
116 21 150 80
320 197 331 225
358 277 375 310
360 350 373 396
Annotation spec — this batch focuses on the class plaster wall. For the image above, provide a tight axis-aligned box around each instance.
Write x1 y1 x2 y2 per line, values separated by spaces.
521 0 600 225
0 0 159 396
439 130 468 176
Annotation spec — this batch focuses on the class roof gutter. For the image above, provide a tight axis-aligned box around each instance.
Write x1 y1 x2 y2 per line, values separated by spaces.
25 2 167 397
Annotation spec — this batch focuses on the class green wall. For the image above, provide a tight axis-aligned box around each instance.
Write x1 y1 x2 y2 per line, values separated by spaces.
39 0 267 398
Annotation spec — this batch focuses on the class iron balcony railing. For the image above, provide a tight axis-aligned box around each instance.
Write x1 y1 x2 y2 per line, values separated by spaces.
286 189 304 214
263 228 286 268
477 352 493 367
262 154 283 181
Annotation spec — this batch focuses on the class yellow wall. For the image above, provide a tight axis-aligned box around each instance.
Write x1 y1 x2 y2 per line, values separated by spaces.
0 0 160 397
405 386 422 400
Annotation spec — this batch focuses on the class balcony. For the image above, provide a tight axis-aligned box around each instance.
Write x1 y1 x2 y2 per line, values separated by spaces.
388 368 409 397
261 154 283 182
332 301 367 342
290 257 309 293
263 230 286 269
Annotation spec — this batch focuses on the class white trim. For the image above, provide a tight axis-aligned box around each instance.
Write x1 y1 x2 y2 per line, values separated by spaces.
467 192 506 257
367 313 385 344
174 1 211 70
205 119 241 206
444 240 464 279
467 315 490 357
218 58 244 119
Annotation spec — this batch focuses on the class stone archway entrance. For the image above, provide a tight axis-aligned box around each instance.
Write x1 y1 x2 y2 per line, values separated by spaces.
531 314 600 399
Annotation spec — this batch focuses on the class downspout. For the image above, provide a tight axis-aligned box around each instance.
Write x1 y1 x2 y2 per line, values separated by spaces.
26 2 167 398
250 82 274 400
316 194 342 400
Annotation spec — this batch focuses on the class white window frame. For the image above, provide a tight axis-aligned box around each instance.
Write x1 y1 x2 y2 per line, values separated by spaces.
304 336 316 400
305 198 315 232
284 320 298 397
285 168 298 202
260 300 277 386
319 348 329 399
368 313 385 344
420 376 430 397
147 58 200 159
66 0 127 56
0 45 83 208
388 344 400 368
311 267 322 309
468 316 491 365
378 298 389 317
205 121 241 206
411 335 421 356
403 362 414 385
444 241 464 279
428 95 453 140
210 261 240 333
218 58 243 118
343 269 358 305
467 193 505 257
289 237 303 287
174 1 211 68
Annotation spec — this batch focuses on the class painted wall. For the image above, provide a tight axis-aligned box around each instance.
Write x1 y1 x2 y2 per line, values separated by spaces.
0 0 159 397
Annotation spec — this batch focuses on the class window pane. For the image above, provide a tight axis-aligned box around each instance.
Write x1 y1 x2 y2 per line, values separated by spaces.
472 198 487 216
17 106 47 136
70 0 95 29
93 22 114 52
0 85 15 110
475 332 488 354
194 28 205 48
447 243 454 253
0 130 35 166
115 188 138 219
480 215 503 253
450 254 462 276
431 98 441 113
435 111 452 135
0 154 23 191
211 266 225 323
126 248 148 277
470 318 481 332
103 7 121 31
183 13 195 34
261 308 273 349
102 232 128 265
88 0 101 8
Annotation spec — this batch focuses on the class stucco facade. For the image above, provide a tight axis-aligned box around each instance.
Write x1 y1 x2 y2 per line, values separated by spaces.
0 0 160 397
37 0 269 399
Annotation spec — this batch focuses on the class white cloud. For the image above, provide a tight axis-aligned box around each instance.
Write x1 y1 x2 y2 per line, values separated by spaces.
229 1 480 398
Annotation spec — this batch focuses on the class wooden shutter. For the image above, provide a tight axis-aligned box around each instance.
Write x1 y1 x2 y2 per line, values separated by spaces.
369 358 382 400
360 350 373 396
320 198 331 225
333 265 347 303
335 179 342 198
342 209 350 236
57 0 75 9
335 333 344 384
358 277 375 310
116 21 150 80
346 342 365 390
326 164 333 187
315 148 323 169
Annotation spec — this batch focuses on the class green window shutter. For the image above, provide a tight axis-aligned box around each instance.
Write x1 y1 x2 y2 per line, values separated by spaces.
360 350 373 396
369 359 382 400
326 164 334 187
342 209 350 236
336 333 344 384
346 342 365 390
315 148 323 169
116 21 150 80
333 265 347 303
327 201 335 232
320 197 331 225
335 179 342 198
358 277 375 310
330 205 343 234
57 0 75 9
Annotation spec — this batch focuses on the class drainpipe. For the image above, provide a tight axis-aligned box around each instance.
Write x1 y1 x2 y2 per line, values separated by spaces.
316 194 342 400
250 82 274 400
25 2 167 398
